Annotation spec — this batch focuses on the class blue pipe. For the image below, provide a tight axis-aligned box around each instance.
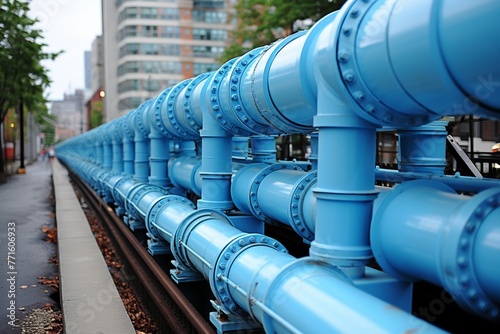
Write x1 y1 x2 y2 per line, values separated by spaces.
102 124 113 170
232 137 249 159
148 87 173 187
95 131 103 166
375 168 500 194
308 132 318 170
231 163 316 241
122 112 135 176
397 121 448 174
371 179 500 321
54 0 500 331
132 101 152 183
111 119 124 174
250 136 276 162
199 68 234 210
167 208 444 333
328 0 500 127
169 155 202 196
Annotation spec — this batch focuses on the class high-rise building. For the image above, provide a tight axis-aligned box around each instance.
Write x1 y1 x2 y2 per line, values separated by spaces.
84 51 92 91
102 0 236 122
85 35 106 131
90 35 105 95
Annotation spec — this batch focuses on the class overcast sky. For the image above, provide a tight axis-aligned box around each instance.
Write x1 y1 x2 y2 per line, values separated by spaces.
29 0 102 101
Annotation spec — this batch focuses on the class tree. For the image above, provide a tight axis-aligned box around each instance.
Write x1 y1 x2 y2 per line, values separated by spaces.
220 0 347 62
0 0 60 176
90 101 104 130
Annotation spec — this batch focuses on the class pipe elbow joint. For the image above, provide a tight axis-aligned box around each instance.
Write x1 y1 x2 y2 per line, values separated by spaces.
318 0 500 128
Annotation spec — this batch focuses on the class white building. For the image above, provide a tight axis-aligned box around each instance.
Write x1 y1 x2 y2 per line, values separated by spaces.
102 0 236 122
50 89 86 141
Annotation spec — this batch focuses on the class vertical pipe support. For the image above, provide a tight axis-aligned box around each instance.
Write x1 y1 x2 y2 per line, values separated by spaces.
310 96 378 277
122 112 135 176
111 119 124 174
398 121 449 175
308 132 319 170
102 124 113 170
148 127 170 187
95 131 103 166
232 137 249 159
250 135 277 162
199 67 234 210
133 101 152 183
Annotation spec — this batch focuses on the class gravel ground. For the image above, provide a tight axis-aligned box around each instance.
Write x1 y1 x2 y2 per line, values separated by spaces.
20 307 62 334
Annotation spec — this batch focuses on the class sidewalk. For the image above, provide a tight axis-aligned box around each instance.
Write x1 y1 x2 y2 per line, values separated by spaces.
0 159 59 333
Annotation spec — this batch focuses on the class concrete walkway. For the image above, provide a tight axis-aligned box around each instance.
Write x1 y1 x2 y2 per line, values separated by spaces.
0 159 135 333
0 159 58 332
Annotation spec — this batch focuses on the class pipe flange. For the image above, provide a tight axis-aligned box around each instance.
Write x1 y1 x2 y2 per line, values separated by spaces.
289 170 317 241
135 101 151 139
103 128 113 144
226 47 267 136
252 32 314 135
183 72 211 134
145 195 195 240
112 118 124 142
249 163 303 223
211 233 287 315
336 0 431 127
129 185 168 216
124 183 150 218
113 176 133 207
152 87 176 139
442 188 500 321
163 79 195 139
208 59 242 135
122 113 135 141
171 209 233 271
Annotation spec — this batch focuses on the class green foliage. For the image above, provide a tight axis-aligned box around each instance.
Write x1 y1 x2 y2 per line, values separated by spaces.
220 0 346 62
90 101 104 130
0 0 61 124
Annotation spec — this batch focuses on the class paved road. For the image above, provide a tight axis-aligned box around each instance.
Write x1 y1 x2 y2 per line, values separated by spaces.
0 159 58 332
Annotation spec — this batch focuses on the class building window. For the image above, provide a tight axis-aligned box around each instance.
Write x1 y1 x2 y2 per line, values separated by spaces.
119 43 182 58
161 44 181 56
194 62 219 75
141 7 158 19
160 26 181 38
118 97 143 112
119 43 140 57
193 1 225 8
192 10 227 23
193 45 224 58
142 25 158 37
142 43 159 55
118 7 138 22
118 80 139 93
118 25 138 40
193 28 227 41
117 61 139 76
160 8 180 20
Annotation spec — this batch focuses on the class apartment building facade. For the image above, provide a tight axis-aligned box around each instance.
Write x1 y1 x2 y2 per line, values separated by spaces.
102 0 236 122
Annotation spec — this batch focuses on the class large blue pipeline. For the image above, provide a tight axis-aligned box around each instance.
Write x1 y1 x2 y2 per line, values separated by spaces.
56 0 500 332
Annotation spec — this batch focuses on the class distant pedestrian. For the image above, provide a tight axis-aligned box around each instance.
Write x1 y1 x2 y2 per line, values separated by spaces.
40 147 47 161
48 147 55 160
